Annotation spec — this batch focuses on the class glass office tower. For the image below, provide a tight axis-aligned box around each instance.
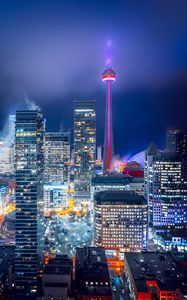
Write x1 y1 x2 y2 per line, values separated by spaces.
15 110 44 298
44 131 70 184
145 146 187 227
74 100 96 192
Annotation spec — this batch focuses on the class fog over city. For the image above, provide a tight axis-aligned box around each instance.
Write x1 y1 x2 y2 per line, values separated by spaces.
0 0 186 156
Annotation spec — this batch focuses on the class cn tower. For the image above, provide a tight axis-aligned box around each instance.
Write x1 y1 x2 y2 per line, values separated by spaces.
102 43 116 173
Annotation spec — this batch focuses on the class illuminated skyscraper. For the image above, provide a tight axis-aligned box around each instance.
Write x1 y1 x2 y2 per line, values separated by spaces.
15 110 44 298
102 45 116 173
8 114 16 173
145 146 187 227
0 141 14 174
0 115 16 174
8 114 16 143
94 191 148 252
74 100 96 192
44 131 70 184
97 145 102 162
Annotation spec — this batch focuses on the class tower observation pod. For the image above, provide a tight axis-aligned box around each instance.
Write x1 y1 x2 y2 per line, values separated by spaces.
102 50 116 174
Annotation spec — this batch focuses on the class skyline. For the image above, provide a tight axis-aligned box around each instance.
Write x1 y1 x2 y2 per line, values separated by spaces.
0 2 187 299
0 0 186 157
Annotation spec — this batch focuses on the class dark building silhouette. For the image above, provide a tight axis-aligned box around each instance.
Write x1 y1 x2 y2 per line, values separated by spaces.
75 246 112 300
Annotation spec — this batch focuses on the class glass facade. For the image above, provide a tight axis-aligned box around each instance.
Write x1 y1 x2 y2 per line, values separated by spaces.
44 132 70 184
15 110 44 298
8 114 16 143
74 100 96 192
43 184 68 211
145 149 187 227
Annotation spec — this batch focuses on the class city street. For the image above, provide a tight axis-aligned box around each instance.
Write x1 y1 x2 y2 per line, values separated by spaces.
110 270 126 300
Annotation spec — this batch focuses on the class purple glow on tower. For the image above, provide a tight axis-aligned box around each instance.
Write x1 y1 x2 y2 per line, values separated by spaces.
102 44 116 173
106 56 112 68
106 39 112 68
107 81 111 171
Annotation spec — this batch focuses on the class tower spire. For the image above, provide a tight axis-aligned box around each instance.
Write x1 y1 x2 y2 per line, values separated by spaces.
102 42 116 173
106 39 112 68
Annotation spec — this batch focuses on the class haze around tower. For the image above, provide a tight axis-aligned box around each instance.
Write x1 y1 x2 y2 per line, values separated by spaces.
0 0 186 156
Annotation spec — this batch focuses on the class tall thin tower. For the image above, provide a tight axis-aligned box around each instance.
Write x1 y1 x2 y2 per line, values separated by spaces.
102 43 116 173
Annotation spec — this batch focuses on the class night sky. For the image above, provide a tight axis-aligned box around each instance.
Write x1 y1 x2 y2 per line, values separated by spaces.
0 0 186 157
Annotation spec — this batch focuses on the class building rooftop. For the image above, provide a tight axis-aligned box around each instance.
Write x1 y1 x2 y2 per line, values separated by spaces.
94 190 147 205
130 177 144 183
91 175 132 185
76 247 109 279
44 255 72 275
76 247 112 296
125 252 187 294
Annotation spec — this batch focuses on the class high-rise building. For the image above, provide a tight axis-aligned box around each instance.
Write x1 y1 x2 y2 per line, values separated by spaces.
166 128 187 159
94 191 148 252
97 145 102 162
74 100 96 192
145 145 187 227
0 141 14 174
8 114 16 143
8 114 16 174
144 143 158 223
0 115 16 175
95 146 103 176
102 49 116 174
14 110 44 298
44 132 70 184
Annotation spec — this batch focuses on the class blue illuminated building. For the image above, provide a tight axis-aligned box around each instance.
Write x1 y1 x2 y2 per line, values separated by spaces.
14 110 44 299
145 146 187 228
